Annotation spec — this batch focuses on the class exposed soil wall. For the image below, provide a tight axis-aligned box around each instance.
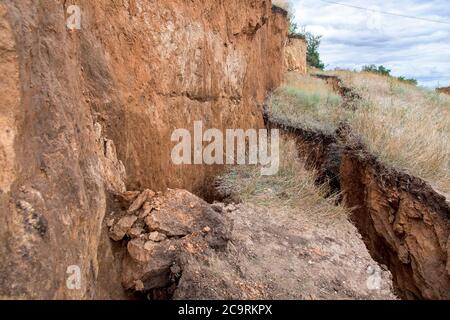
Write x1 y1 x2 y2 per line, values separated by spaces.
437 86 450 95
0 0 288 299
340 148 450 300
284 35 307 75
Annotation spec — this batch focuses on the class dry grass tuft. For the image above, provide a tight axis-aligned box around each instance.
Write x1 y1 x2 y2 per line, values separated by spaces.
217 135 349 222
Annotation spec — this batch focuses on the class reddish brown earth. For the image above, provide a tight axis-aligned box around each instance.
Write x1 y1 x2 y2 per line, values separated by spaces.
0 1 289 299
437 87 450 95
284 36 307 75
341 147 450 300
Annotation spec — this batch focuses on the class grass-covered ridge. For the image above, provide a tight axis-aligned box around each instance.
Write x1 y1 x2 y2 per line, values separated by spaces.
267 71 450 193
268 73 345 134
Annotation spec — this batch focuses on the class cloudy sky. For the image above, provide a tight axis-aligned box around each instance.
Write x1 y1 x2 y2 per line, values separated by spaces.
291 0 450 87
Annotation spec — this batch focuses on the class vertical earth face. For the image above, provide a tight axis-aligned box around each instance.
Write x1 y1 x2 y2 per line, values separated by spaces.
285 35 307 75
0 1 289 299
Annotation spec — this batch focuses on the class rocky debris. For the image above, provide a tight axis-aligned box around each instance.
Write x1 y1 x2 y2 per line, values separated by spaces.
109 216 138 241
128 189 156 214
148 232 167 242
128 227 145 239
107 188 232 297
105 186 397 300
142 189 232 243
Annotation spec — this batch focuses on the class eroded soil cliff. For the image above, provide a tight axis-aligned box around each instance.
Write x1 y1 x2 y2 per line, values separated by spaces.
341 147 450 300
284 35 307 75
0 0 288 299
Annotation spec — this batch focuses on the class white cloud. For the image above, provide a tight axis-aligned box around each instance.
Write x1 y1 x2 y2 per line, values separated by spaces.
291 0 450 87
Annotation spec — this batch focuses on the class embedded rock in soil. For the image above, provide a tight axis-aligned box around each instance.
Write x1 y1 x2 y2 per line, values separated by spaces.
144 189 232 249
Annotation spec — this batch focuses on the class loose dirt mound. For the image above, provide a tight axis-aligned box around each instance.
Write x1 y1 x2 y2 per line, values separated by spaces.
176 202 395 300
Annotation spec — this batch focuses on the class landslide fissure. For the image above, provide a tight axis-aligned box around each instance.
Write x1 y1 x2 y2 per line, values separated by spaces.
267 75 450 300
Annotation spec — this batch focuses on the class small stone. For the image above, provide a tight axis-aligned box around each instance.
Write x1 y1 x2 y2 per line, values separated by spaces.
142 201 153 214
109 215 138 241
128 189 156 214
128 227 144 238
148 231 167 242
139 203 153 219
144 241 157 251
203 226 211 233
106 218 115 228
134 280 145 291
139 211 148 219
145 215 160 231
128 239 151 262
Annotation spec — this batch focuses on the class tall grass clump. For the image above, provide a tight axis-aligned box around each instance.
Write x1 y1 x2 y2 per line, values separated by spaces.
217 136 349 222
268 73 345 134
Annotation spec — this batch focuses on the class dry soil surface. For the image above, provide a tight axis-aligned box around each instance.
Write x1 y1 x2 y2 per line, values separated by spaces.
175 202 397 300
